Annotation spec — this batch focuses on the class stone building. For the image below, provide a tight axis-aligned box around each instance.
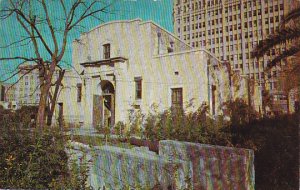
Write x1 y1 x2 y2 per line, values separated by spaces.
61 19 231 128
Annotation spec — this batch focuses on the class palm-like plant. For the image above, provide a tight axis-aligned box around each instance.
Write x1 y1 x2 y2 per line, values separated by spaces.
254 6 300 113
254 6 300 68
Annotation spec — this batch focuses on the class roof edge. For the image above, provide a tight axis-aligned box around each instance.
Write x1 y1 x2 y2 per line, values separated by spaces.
139 20 192 49
153 48 223 63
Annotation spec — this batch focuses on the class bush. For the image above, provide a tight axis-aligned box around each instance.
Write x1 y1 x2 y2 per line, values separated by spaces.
0 123 90 189
232 114 299 190
222 98 258 126
0 106 38 128
142 103 232 146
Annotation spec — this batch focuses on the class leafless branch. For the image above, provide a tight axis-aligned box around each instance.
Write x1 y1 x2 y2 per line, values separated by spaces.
0 36 37 49
41 0 58 55
16 12 41 59
0 56 39 61
8 0 54 57
68 1 113 30
4 65 38 94
59 0 67 18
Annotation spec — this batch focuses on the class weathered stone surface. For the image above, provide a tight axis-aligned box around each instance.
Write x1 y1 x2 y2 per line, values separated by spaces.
67 140 254 189
67 141 190 190
159 140 255 190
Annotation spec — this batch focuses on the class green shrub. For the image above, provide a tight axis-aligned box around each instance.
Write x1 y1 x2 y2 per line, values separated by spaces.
141 103 232 146
0 126 67 188
0 124 90 189
114 121 126 138
0 106 38 128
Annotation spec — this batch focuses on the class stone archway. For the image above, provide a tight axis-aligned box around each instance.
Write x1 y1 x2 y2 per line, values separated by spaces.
92 80 115 128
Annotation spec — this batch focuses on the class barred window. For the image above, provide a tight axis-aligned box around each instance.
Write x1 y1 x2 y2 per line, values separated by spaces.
171 88 183 108
103 44 110 59
134 77 142 99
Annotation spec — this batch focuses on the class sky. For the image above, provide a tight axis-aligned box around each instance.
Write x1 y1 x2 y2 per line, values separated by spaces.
0 0 173 83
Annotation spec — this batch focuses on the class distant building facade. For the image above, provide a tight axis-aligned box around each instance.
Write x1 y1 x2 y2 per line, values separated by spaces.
61 19 231 128
173 0 299 114
0 83 17 110
16 64 41 106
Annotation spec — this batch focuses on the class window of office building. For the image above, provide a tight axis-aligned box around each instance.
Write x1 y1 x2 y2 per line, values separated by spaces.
280 4 284 11
265 18 269 24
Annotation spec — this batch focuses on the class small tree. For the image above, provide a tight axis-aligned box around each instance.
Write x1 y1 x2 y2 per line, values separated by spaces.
0 0 113 127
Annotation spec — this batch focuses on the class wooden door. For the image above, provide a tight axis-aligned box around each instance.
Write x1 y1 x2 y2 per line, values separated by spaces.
93 95 103 128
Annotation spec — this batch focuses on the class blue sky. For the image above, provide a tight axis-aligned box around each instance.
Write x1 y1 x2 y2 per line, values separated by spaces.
0 0 173 83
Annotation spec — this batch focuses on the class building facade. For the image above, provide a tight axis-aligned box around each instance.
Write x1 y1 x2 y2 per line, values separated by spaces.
64 19 231 128
173 0 299 113
16 64 41 107
0 83 17 110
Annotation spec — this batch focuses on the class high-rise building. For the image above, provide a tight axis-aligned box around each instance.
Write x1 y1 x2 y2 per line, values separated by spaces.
173 0 299 113
16 64 41 106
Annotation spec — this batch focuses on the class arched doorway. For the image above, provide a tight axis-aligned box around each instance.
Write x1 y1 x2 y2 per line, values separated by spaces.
93 80 115 128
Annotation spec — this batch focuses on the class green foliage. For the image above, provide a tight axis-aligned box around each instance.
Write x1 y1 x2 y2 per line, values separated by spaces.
0 126 67 188
222 98 258 126
114 121 126 138
142 103 231 146
0 123 90 189
128 108 145 137
0 106 38 127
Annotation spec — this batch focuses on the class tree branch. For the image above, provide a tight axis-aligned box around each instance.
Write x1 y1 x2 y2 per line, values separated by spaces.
254 27 300 58
16 12 41 59
68 1 112 30
267 46 300 68
10 2 54 56
0 36 38 49
41 0 58 55
59 0 67 18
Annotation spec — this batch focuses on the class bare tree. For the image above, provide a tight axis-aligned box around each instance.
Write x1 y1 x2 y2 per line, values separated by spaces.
0 0 113 127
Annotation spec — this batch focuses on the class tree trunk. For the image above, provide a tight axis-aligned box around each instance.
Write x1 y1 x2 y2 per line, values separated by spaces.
37 84 50 128
46 70 65 126
286 91 290 114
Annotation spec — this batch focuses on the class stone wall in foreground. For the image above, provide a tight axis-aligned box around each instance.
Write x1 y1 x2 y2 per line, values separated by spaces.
67 140 254 190
159 140 255 190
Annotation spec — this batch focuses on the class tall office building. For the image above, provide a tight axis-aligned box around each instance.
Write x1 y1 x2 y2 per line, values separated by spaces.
16 64 41 106
173 0 299 113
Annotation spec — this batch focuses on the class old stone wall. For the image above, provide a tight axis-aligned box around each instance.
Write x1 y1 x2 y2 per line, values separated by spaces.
67 142 190 190
67 140 254 190
159 140 255 190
